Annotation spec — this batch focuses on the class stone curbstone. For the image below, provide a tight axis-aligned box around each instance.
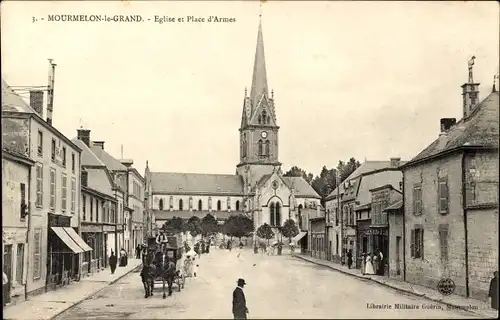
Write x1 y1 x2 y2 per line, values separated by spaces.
48 263 143 320
292 255 496 318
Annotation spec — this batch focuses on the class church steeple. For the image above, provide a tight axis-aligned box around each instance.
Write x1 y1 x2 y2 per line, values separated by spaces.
250 15 268 111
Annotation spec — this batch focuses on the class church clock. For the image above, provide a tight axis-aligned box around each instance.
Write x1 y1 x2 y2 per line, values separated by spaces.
261 131 268 139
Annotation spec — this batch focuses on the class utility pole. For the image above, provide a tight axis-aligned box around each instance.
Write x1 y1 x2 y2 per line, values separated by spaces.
46 59 56 125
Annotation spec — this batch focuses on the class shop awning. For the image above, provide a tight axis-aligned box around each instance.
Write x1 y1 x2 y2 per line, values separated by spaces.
51 227 84 254
292 231 307 243
63 227 93 252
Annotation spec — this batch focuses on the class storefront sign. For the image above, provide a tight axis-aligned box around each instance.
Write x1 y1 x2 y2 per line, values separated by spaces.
103 225 115 232
81 225 102 233
48 213 71 227
365 228 388 236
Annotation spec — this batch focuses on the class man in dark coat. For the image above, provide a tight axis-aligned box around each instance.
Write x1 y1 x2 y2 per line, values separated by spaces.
136 244 142 259
489 271 498 310
109 251 117 274
232 278 249 319
347 250 353 269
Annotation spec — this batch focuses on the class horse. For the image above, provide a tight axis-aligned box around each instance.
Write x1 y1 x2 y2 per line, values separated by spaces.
152 251 177 299
140 254 156 298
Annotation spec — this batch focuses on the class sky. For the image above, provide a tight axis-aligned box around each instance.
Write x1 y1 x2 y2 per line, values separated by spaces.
1 1 499 177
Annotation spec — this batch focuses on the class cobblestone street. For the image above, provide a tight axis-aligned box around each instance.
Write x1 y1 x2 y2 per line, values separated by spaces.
55 248 479 319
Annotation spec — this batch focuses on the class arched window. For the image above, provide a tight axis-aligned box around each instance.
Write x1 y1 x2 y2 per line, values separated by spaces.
179 199 183 211
270 203 275 226
227 197 231 210
275 202 281 227
258 140 263 156
242 134 247 158
169 196 173 209
208 197 212 210
198 199 202 211
262 110 267 124
236 200 240 211
265 140 270 156
159 198 164 210
258 115 262 124
217 200 222 211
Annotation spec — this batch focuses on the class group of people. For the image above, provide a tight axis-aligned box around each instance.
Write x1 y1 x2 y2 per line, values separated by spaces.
358 251 385 276
108 248 131 274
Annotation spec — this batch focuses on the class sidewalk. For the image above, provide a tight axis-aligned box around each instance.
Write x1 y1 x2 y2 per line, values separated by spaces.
293 254 498 319
3 259 143 320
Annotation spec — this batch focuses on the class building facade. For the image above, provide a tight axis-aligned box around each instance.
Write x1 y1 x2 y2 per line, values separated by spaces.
122 163 145 254
386 200 403 280
401 69 499 301
2 149 34 304
144 18 321 243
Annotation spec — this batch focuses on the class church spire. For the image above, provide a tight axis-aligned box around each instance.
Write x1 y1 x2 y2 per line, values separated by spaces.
250 13 268 110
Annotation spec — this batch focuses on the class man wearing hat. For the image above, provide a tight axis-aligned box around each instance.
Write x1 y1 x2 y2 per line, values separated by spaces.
232 278 249 319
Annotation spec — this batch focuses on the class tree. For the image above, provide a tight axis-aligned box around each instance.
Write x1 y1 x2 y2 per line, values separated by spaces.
281 219 299 243
162 216 185 234
200 213 219 239
186 216 202 238
311 166 338 204
222 214 254 240
337 158 361 183
283 166 314 184
256 223 275 245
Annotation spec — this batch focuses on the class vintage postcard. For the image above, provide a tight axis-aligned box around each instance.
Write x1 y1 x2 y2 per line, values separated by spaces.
1 0 499 319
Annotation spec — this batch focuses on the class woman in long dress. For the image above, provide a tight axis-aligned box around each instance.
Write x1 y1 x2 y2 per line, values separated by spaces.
365 253 375 275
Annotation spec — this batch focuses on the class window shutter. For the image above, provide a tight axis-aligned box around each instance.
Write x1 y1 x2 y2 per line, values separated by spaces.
412 188 417 214
410 229 415 258
444 182 449 212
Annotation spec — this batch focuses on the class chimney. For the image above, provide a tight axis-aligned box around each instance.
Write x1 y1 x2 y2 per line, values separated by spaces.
390 157 401 168
29 90 44 116
440 118 457 134
120 159 134 167
81 170 88 187
93 141 105 150
462 56 480 118
77 128 91 147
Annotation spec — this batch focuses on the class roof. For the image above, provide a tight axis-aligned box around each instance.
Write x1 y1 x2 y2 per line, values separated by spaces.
151 172 244 195
153 210 241 221
326 161 407 200
85 168 114 197
1 80 37 114
71 138 106 167
406 92 499 167
385 200 403 212
282 177 321 199
90 145 128 171
2 148 35 166
355 170 403 207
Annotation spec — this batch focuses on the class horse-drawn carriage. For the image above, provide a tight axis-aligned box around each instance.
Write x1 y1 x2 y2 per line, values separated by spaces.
142 233 186 298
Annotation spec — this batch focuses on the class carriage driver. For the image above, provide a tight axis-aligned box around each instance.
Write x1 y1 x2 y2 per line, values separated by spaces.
156 230 169 252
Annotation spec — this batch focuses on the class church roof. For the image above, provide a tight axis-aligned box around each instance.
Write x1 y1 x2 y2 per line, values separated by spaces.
404 91 499 167
153 210 241 221
150 172 244 195
282 176 321 199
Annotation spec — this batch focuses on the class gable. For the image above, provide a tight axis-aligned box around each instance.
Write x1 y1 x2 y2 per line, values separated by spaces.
249 95 277 127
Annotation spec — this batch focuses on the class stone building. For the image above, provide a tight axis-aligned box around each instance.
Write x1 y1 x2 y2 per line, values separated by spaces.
400 64 499 301
72 137 119 275
2 149 34 305
144 17 321 244
309 212 326 259
2 79 89 296
385 199 403 280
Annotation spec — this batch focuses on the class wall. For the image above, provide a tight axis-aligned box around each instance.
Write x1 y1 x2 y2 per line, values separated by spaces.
2 156 30 302
403 153 467 297
388 212 403 280
152 194 245 212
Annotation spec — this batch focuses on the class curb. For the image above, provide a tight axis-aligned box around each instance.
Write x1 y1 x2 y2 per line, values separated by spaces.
292 255 496 319
48 263 143 320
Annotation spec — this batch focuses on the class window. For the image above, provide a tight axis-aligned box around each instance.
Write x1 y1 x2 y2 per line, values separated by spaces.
335 207 339 226
16 243 24 284
258 140 263 156
410 226 424 259
270 203 275 225
438 177 449 214
71 153 75 173
227 197 231 210
349 206 354 225
37 130 43 156
159 199 164 210
169 196 173 209
90 197 94 221
51 139 56 162
412 184 422 215
50 168 56 209
217 200 221 211
20 183 27 219
262 110 267 124
275 202 281 226
36 164 43 207
33 228 42 279
179 199 183 211
198 199 202 211
265 140 270 156
242 135 247 158
82 195 87 220
96 199 99 222
62 147 67 167
336 234 339 254
236 200 240 211
71 178 76 213
61 174 67 212
208 197 212 210
439 225 449 262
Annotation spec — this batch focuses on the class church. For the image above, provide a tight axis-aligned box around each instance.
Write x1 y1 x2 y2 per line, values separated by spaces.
144 18 321 242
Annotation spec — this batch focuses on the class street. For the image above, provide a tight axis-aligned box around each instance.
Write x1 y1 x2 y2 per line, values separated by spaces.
54 248 479 319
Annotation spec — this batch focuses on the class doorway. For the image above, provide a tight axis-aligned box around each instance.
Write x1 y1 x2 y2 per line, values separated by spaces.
3 244 13 305
396 236 401 275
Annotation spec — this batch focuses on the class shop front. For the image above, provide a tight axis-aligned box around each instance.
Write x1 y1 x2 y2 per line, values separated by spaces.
356 219 371 269
366 226 389 275
81 223 103 275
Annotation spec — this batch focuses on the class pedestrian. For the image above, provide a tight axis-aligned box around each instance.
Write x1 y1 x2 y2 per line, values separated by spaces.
378 251 384 275
119 248 128 267
3 270 10 307
136 244 141 259
360 253 366 275
489 271 498 310
109 250 117 274
232 278 249 319
365 253 375 275
372 252 379 275
206 239 211 253
347 249 353 269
